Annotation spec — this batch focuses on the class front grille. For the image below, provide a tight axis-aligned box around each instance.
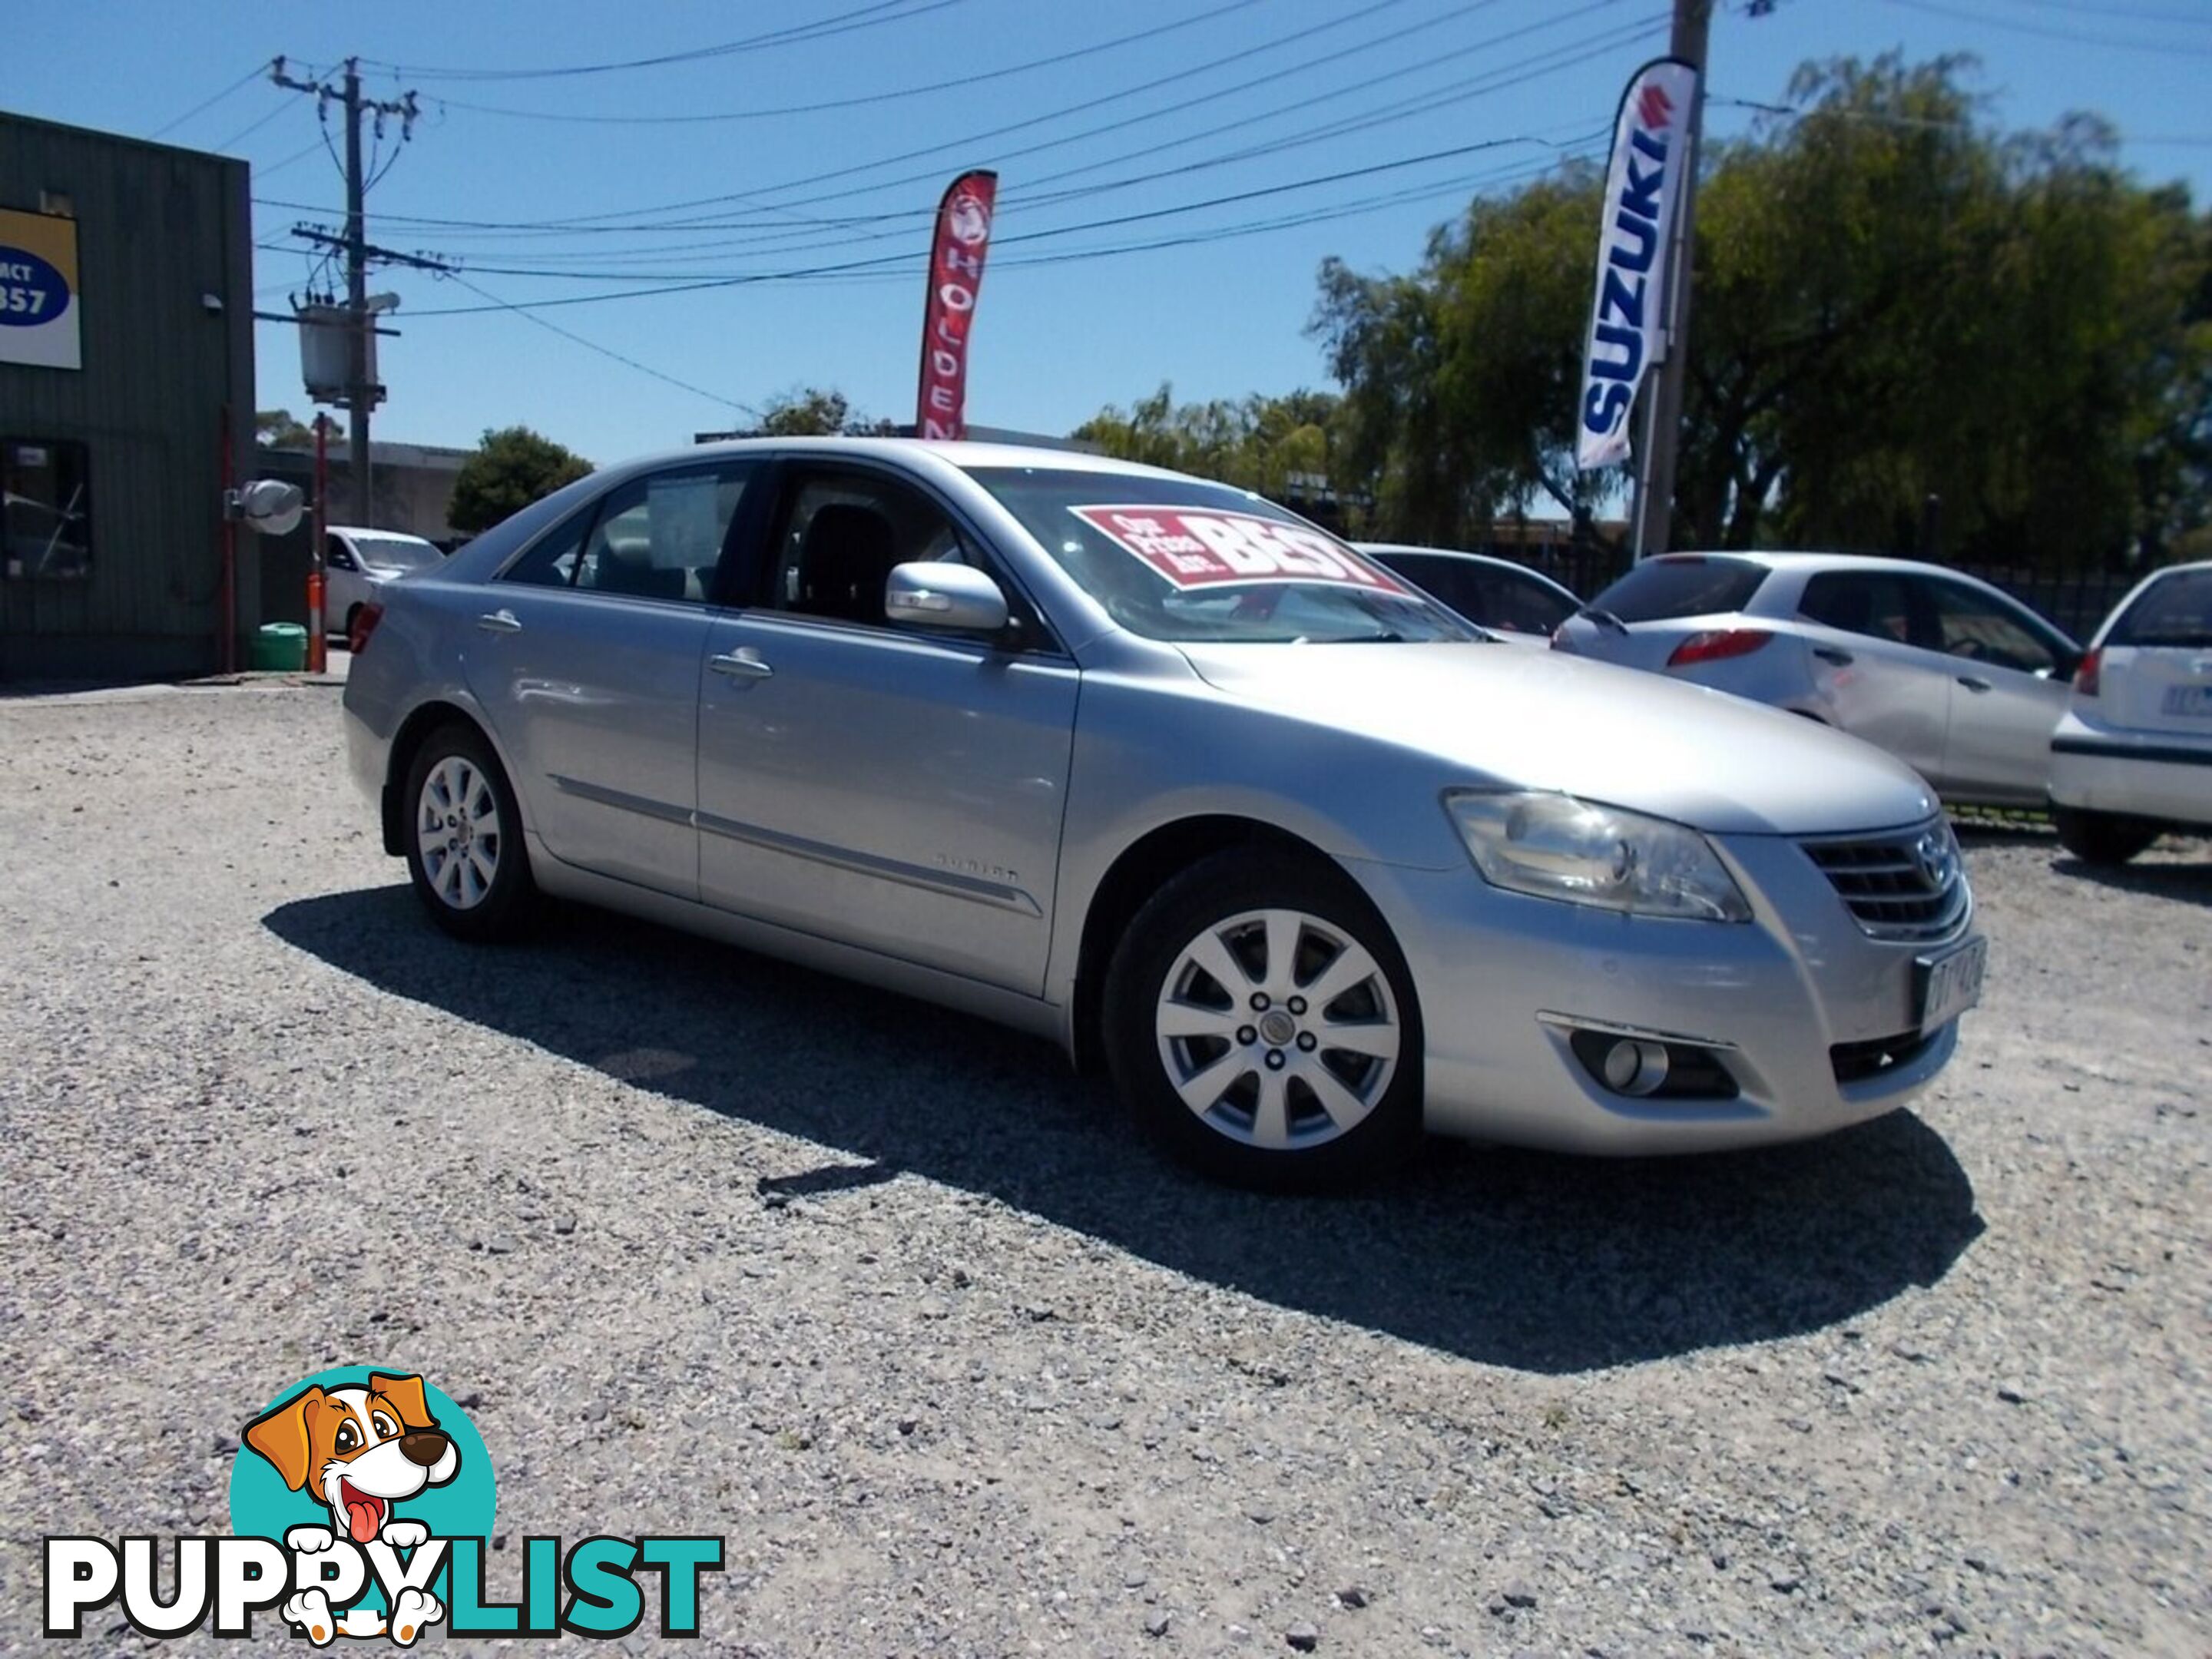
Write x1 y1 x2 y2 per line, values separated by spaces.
1800 820 1969 943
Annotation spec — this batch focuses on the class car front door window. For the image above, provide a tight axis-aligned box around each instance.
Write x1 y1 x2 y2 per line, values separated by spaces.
1923 579 2058 676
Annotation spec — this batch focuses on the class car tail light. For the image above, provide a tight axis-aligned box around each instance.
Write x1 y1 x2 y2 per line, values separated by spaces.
349 602 384 655
2072 647 2101 697
1666 628 1771 668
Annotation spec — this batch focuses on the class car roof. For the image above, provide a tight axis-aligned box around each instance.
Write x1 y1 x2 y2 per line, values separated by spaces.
1645 550 1970 578
628 435 1204 485
329 525 438 541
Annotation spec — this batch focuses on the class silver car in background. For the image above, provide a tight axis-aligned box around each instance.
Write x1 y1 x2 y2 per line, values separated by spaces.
2048 559 2212 863
342 441 1982 1188
1354 544 1580 644
1553 552 2082 807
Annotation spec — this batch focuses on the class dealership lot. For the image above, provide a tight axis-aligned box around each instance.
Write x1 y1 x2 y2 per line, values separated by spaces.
0 684 2205 1656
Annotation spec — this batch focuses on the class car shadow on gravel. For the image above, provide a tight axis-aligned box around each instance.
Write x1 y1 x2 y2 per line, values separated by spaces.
267 888 1985 1375
2051 848 2212 907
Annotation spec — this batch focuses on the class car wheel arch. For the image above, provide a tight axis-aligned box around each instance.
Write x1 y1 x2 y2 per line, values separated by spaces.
1068 815 1349 1075
382 701 527 856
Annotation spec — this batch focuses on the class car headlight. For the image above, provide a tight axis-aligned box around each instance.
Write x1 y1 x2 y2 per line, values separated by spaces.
1444 790 1751 922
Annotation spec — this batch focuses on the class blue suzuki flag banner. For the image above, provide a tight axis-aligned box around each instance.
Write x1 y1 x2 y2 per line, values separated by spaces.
1576 58 1699 471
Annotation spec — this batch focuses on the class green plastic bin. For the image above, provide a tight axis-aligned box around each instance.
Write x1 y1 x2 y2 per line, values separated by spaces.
249 622 308 672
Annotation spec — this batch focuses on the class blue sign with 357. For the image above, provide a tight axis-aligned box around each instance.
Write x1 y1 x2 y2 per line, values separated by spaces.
0 246 69 326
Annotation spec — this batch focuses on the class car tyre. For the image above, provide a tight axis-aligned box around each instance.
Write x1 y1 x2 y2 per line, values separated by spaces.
402 723 537 941
2051 804 2161 866
1103 849 1423 1191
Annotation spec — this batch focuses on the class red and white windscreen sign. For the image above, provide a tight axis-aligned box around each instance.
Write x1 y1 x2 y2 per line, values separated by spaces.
1070 505 1412 594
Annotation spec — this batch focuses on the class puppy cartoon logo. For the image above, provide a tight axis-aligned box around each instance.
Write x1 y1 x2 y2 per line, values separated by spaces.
45 1366 721 1645
243 1373 461 1643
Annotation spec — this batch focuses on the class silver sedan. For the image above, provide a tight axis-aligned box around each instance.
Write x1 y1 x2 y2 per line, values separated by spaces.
342 441 1982 1188
1553 551 2082 807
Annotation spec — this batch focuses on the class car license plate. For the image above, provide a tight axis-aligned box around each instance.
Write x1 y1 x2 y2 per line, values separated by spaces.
1916 937 1986 1033
2161 684 2212 717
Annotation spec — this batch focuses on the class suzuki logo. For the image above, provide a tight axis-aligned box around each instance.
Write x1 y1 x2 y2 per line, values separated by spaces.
1638 84 1675 130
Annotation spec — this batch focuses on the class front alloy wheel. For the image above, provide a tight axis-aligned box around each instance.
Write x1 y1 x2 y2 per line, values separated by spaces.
1155 908 1401 1151
1106 851 1422 1190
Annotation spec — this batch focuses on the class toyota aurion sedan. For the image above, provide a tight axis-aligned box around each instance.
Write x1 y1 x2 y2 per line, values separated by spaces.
1553 552 2081 807
343 441 1982 1187
2048 559 2212 863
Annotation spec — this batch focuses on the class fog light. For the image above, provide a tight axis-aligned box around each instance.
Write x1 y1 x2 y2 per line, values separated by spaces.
1602 1038 1671 1097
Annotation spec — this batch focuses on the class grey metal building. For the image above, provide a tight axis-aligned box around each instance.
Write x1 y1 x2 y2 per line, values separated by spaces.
0 111 257 680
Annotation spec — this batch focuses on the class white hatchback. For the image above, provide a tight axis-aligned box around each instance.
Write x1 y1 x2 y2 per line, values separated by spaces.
2048 560 2212 863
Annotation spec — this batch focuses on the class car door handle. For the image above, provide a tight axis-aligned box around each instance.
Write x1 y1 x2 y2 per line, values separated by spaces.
476 609 522 634
1956 674 1992 693
1813 646 1854 667
708 649 773 680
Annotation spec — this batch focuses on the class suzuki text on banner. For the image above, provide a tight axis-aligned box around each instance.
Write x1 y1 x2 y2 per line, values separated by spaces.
1575 58 1699 471
915 170 998 442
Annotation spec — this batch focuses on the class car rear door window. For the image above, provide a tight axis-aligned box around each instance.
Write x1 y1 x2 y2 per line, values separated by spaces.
1799 571 1924 646
1589 556 1767 623
500 462 755 600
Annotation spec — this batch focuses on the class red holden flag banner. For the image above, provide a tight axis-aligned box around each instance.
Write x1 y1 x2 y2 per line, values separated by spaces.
916 169 998 440
1575 58 1700 470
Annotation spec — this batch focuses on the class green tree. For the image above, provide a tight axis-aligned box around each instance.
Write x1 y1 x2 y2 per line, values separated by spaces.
743 386 897 437
255 408 316 448
1309 52 2212 567
1073 385 1343 502
447 426 594 535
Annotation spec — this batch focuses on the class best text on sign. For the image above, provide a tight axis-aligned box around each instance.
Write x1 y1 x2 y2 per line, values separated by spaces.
1071 506 1410 594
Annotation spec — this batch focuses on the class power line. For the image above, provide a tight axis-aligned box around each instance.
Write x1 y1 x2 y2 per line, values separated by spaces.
210 98 297 154
247 0 1641 249
1881 0 2212 55
440 273 761 416
147 61 273 141
358 0 969 81
359 15 1654 276
428 0 1272 124
395 127 1611 312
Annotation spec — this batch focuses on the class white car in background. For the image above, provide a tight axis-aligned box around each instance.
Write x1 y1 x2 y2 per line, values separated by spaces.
1353 545 1580 644
1552 552 2083 808
323 526 445 642
2048 559 2212 863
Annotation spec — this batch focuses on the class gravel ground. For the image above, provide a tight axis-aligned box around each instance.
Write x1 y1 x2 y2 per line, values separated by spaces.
0 680 2205 1657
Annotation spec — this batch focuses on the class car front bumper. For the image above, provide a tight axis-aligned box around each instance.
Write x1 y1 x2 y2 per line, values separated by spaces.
1344 826 1976 1155
2048 712 2212 826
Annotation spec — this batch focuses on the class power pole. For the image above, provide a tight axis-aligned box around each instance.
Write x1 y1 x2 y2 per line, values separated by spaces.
1629 0 1713 559
270 57 419 528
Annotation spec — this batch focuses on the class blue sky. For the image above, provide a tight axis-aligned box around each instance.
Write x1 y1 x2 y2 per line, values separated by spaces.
9 0 2211 463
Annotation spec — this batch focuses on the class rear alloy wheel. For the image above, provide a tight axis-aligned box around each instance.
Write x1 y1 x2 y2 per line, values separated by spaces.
1104 851 1422 1190
402 724 536 940
2051 805 2161 866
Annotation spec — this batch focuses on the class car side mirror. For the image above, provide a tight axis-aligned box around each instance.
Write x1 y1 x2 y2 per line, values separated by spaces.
327 547 357 572
885 561 1008 634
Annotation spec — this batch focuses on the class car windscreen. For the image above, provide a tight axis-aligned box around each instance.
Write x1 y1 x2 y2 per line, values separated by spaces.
349 534 442 572
965 467 1477 644
1588 556 1768 623
2108 568 2212 647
